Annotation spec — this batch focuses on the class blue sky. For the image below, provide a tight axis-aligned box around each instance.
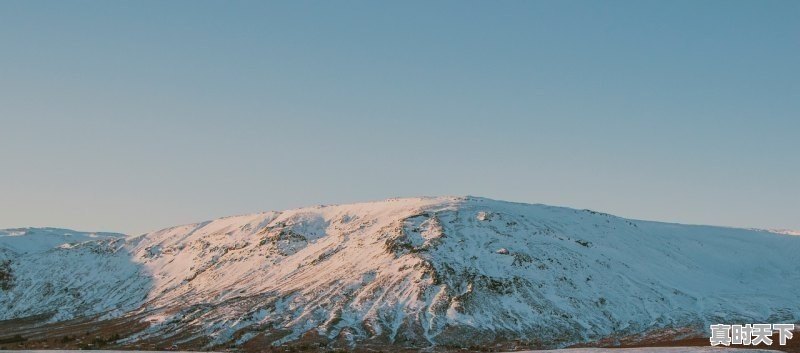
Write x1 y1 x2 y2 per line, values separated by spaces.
1 0 798 234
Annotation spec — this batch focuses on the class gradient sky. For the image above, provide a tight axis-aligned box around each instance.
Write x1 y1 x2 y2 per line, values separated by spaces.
1 0 798 235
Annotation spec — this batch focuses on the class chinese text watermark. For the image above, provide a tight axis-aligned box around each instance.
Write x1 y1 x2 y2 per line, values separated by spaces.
710 324 794 346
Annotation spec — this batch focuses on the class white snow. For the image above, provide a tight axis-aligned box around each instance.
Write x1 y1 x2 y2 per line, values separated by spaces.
769 229 800 236
0 227 122 254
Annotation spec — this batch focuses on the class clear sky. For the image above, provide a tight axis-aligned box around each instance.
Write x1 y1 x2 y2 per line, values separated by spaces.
1 0 798 235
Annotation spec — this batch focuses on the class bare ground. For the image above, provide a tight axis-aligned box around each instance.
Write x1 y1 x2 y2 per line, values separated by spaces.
0 316 796 353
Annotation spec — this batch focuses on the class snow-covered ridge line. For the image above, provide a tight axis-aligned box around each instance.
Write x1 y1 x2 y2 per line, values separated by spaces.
0 227 124 254
768 229 800 236
1 196 799 350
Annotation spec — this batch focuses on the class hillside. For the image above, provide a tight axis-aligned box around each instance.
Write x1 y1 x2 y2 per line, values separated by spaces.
1 196 798 351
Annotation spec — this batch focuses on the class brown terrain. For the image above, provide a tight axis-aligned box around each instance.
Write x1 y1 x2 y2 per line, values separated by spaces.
0 314 796 353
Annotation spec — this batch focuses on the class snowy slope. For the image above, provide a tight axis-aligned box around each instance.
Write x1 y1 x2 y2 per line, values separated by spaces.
0 228 147 321
1 196 799 350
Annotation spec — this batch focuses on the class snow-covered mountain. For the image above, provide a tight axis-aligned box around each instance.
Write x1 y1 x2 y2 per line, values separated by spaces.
1 196 798 351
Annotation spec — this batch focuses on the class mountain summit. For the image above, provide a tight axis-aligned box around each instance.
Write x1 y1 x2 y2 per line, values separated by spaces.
1 196 798 351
